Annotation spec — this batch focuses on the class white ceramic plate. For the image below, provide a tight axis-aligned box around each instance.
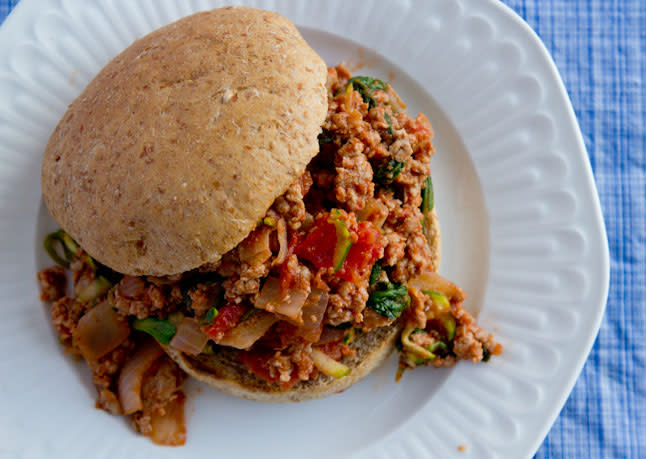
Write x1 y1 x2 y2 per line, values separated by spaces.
0 0 609 458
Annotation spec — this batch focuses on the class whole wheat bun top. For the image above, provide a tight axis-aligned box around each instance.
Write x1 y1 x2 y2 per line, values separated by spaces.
41 7 328 276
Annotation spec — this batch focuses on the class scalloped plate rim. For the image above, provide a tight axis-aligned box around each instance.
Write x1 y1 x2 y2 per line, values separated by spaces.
0 1 610 458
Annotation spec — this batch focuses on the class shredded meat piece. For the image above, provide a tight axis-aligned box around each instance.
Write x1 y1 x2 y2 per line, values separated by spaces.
51 296 87 351
188 283 221 317
407 287 428 330
38 266 66 301
382 231 406 267
271 176 308 230
281 254 312 291
96 388 122 415
218 229 273 305
334 137 374 211
382 203 433 282
267 342 315 383
450 306 502 363
112 279 169 319
88 339 136 414
131 356 186 436
222 274 260 304
326 277 369 325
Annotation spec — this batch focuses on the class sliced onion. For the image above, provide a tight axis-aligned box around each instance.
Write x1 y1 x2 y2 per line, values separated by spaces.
272 218 288 266
218 310 279 349
408 271 465 303
117 276 146 298
73 300 130 361
317 326 346 344
356 197 388 228
294 288 329 342
311 348 350 378
255 277 308 323
169 318 208 355
118 339 164 415
149 393 187 446
239 226 272 265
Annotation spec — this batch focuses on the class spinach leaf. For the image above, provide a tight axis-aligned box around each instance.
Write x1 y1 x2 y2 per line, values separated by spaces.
348 76 388 92
374 159 405 184
132 318 177 345
202 307 219 325
346 76 388 108
367 282 410 319
369 262 382 285
384 112 393 135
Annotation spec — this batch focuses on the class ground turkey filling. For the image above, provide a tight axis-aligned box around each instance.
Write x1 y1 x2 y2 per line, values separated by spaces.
38 65 501 442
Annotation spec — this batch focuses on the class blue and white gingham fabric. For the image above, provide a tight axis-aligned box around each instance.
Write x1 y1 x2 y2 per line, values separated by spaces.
499 1 645 458
0 0 15 23
1 0 643 457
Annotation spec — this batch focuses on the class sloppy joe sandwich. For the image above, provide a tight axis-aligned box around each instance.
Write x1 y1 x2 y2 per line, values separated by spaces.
37 6 501 445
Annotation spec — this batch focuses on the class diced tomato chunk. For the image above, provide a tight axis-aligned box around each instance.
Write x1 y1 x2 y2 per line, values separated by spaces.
238 349 299 390
317 341 345 360
205 304 247 340
294 216 337 270
294 212 382 283
336 222 382 282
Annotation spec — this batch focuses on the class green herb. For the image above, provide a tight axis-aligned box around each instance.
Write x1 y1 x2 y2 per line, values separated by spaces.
421 175 434 213
44 230 98 270
205 307 219 323
346 76 388 108
76 276 112 303
328 209 353 272
441 315 456 341
428 341 448 353
44 230 72 268
482 345 491 362
343 328 355 345
368 262 382 285
61 232 80 257
374 160 405 185
367 282 410 319
422 290 451 313
384 112 393 135
318 129 335 144
348 76 388 93
132 318 177 345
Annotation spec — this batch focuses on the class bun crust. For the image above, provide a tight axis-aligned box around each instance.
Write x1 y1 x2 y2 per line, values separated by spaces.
41 7 328 276
167 210 442 402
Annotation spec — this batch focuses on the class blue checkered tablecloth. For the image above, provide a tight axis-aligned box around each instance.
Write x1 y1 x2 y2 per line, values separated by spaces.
1 0 643 457
499 2 645 458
